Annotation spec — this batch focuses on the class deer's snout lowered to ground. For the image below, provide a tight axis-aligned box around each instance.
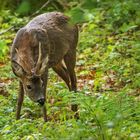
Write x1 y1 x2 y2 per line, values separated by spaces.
11 12 78 121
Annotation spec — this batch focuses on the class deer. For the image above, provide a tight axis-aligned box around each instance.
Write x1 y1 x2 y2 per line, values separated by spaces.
10 12 78 121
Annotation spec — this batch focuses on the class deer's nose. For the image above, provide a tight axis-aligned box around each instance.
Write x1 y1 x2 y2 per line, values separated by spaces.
37 98 45 106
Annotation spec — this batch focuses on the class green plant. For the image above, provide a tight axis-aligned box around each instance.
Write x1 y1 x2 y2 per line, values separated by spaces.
0 0 140 139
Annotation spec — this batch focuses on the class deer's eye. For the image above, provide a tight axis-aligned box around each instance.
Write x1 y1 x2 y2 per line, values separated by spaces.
27 85 32 90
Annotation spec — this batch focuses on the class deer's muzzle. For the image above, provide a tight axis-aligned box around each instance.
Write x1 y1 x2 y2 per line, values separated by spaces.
37 98 45 106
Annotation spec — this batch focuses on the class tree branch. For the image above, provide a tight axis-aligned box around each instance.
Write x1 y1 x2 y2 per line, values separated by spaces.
0 26 14 35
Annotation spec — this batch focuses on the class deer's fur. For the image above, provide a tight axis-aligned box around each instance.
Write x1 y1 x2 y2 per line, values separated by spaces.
11 12 78 121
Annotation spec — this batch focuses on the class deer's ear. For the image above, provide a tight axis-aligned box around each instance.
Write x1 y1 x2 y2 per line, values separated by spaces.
11 60 26 77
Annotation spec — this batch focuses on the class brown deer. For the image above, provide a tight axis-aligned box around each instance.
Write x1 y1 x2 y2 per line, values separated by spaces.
11 12 78 121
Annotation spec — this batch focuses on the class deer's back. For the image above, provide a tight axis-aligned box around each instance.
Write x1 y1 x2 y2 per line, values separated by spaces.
11 12 78 72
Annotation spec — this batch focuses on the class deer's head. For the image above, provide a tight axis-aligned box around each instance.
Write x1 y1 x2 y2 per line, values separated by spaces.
11 29 49 105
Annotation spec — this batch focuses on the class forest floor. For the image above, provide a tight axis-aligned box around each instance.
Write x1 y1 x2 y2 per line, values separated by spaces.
0 6 140 139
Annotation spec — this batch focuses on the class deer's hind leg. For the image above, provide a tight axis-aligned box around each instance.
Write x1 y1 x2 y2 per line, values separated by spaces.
53 62 71 90
64 26 78 93
64 49 78 117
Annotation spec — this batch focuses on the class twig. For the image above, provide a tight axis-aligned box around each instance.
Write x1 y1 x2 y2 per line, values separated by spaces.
31 0 52 17
0 26 14 35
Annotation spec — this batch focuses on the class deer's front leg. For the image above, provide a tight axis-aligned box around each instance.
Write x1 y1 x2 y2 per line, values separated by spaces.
42 105 47 122
42 73 48 122
16 81 24 120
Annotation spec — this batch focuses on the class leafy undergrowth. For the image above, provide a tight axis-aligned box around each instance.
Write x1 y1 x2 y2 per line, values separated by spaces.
1 1 140 139
1 64 140 139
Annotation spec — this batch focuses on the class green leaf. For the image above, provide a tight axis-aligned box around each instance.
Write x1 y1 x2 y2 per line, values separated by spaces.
16 0 31 15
